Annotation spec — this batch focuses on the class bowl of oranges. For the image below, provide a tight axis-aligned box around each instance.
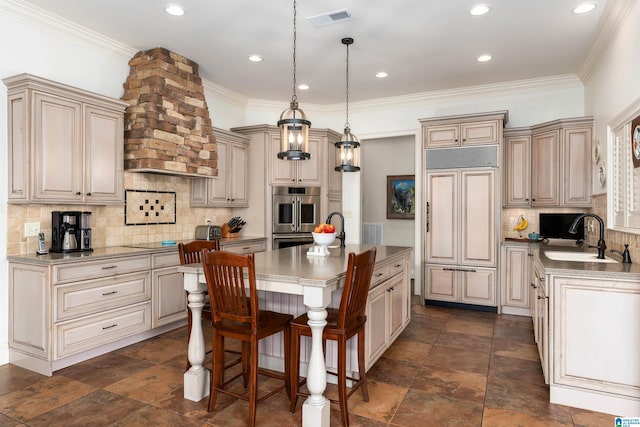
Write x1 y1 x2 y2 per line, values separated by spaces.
312 223 336 247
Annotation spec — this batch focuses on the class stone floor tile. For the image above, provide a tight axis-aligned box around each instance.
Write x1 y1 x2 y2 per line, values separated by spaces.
443 318 494 337
434 330 493 352
488 354 545 385
482 407 573 426
569 406 621 427
57 353 155 388
391 388 483 426
366 357 421 387
114 336 187 364
491 338 539 362
424 345 491 375
381 338 432 363
348 380 408 423
411 365 487 403
108 404 206 426
0 365 46 397
0 413 26 426
104 364 184 404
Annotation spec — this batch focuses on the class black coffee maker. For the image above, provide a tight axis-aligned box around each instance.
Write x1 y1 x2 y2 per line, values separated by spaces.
51 211 92 253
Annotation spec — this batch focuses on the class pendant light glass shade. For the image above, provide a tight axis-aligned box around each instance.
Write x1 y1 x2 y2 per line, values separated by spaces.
277 0 311 161
335 37 360 172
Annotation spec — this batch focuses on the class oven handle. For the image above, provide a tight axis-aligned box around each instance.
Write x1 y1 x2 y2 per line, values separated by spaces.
273 234 313 241
292 199 298 232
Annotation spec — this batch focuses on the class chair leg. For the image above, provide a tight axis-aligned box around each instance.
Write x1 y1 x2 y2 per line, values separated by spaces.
357 330 369 402
208 332 224 412
248 337 259 427
283 326 291 400
289 327 300 413
242 341 251 388
338 336 349 427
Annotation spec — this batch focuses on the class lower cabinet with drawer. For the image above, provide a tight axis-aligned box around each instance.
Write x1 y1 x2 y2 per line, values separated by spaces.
220 238 266 254
8 251 187 376
365 254 410 370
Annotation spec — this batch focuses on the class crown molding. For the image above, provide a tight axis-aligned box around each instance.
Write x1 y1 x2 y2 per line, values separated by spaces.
579 0 637 83
1 0 136 56
202 80 248 105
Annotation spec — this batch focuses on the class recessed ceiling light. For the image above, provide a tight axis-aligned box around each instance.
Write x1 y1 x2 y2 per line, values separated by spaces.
164 4 184 16
477 54 492 62
375 72 388 79
573 2 597 14
248 55 263 62
298 84 309 90
470 4 490 16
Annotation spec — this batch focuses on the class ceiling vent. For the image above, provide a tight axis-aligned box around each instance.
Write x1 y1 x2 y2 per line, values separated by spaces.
307 9 352 27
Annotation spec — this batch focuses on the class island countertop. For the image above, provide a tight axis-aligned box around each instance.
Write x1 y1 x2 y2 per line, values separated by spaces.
180 243 412 289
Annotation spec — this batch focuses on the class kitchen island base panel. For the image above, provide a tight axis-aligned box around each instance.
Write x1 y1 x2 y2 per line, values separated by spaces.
550 385 640 417
303 398 331 427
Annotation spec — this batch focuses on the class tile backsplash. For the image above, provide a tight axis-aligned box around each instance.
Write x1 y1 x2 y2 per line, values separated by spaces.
7 172 233 255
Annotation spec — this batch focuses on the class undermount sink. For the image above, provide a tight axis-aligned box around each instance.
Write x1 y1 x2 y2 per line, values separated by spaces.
544 250 619 263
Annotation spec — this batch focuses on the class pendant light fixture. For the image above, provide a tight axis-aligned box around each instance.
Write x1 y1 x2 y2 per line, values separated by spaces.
335 37 360 172
277 0 311 160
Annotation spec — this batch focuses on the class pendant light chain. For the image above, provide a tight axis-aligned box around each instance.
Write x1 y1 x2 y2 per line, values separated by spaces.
345 40 350 130
291 0 297 103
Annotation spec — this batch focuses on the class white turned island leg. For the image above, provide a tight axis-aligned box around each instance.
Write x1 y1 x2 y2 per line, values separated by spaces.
183 273 210 402
302 284 334 427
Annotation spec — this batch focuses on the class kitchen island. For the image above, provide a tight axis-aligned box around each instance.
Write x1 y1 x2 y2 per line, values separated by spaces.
180 243 411 427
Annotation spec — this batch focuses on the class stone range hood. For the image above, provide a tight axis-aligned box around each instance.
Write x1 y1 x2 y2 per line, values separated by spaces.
121 47 217 177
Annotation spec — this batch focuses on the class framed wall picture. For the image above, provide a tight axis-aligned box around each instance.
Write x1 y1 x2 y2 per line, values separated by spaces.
387 175 415 219
632 115 640 168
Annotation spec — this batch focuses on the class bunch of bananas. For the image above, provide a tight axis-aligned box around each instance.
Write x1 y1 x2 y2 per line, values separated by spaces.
513 215 528 231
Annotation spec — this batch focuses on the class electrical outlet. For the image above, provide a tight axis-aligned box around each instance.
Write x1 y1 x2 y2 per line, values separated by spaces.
24 222 41 237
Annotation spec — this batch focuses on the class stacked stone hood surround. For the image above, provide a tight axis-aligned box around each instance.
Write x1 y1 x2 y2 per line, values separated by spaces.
121 47 217 177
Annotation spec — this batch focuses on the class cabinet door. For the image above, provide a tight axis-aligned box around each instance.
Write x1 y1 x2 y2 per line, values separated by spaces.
271 136 298 185
461 120 500 145
152 266 187 328
388 273 406 342
84 105 124 204
425 124 460 148
230 142 249 206
426 171 458 264
531 130 559 206
425 264 457 302
7 93 28 201
297 135 322 186
189 178 208 207
536 284 549 384
459 267 496 306
562 127 592 206
500 245 530 308
365 284 388 369
208 138 228 205
32 92 83 202
460 169 496 266
504 135 531 207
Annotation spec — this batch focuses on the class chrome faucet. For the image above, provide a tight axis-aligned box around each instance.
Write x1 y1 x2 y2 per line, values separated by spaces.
326 211 345 248
569 213 606 259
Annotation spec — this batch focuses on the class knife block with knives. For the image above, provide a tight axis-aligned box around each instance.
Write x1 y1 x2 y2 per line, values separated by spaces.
221 216 245 237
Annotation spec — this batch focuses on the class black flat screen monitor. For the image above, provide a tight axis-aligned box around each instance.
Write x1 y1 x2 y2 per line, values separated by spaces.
539 213 585 241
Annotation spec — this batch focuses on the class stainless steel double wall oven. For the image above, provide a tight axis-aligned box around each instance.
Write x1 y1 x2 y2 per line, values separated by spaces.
272 186 320 249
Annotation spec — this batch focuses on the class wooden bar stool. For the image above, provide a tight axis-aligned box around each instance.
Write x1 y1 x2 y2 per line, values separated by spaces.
202 250 293 427
289 247 377 426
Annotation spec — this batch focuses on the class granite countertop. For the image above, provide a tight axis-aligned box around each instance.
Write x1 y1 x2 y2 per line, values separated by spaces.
7 236 267 265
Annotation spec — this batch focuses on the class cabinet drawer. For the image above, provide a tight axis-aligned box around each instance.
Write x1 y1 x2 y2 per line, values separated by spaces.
222 240 266 254
152 251 180 269
53 255 151 284
370 263 389 288
55 301 151 359
55 271 151 321
387 259 405 278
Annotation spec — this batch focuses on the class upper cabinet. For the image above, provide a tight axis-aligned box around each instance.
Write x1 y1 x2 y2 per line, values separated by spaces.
4 74 128 205
503 117 593 208
190 128 250 208
423 111 505 148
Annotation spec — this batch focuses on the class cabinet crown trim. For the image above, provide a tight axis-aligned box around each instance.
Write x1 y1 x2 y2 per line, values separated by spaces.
419 110 508 126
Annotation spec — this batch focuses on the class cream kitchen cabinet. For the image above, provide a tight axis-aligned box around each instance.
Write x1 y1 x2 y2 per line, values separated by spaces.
529 253 548 384
529 117 593 207
500 243 531 315
8 250 188 376
425 168 497 307
4 73 127 205
422 111 506 148
365 254 410 369
503 130 532 207
190 128 250 208
151 252 186 328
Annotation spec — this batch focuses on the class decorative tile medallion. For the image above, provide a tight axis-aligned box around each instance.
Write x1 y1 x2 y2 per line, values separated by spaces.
125 190 176 225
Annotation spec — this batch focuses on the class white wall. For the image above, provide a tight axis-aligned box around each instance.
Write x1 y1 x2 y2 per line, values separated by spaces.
584 0 640 193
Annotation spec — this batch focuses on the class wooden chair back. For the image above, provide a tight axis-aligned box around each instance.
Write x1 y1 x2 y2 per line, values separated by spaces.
201 250 256 329
337 247 377 329
178 240 220 265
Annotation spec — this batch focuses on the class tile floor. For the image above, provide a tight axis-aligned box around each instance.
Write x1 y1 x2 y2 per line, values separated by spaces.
0 299 617 426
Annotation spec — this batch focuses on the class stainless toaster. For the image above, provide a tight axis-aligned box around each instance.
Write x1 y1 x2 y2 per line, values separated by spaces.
195 225 222 240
